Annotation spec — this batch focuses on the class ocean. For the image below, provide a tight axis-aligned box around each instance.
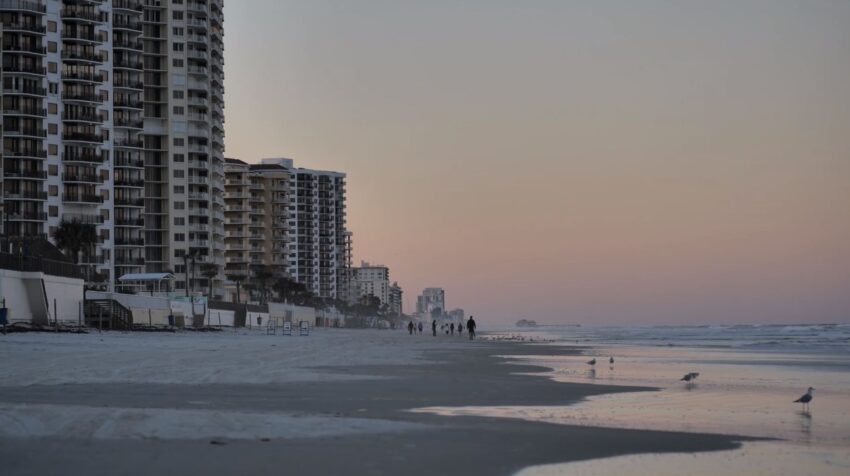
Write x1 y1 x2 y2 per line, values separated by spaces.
425 323 850 475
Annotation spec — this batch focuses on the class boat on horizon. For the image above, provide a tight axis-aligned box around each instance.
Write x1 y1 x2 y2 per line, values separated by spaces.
516 319 538 327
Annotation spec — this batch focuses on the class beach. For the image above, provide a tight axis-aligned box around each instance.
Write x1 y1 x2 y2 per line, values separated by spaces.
0 328 749 475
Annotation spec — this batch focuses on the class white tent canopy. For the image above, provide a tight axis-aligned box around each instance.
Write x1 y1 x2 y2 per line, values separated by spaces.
118 273 175 282
117 273 175 294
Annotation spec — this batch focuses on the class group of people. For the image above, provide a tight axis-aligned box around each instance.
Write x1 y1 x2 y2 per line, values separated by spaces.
407 316 477 340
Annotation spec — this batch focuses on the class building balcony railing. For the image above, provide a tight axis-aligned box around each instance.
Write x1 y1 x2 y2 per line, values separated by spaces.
3 190 47 200
61 71 105 83
115 218 145 227
115 238 145 246
62 193 104 204
3 43 47 55
5 169 47 179
62 173 104 184
62 132 104 143
60 51 103 63
4 211 47 221
115 179 145 188
62 152 105 163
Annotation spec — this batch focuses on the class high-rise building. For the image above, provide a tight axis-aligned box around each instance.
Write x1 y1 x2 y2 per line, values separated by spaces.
0 0 225 294
388 281 403 316
222 158 351 302
416 287 445 317
351 260 389 305
142 0 225 297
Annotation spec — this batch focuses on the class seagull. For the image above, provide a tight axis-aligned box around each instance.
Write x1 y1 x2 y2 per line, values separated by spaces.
680 372 700 383
609 356 615 364
586 358 596 366
794 387 814 411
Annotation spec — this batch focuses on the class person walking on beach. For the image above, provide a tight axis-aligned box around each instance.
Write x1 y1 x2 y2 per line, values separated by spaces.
450 323 455 335
467 316 476 340
432 320 437 336
418 321 423 334
458 321 463 335
408 321 414 335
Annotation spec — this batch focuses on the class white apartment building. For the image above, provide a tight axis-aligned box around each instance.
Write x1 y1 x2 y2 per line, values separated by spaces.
351 260 389 305
0 0 225 294
223 158 351 302
142 0 225 297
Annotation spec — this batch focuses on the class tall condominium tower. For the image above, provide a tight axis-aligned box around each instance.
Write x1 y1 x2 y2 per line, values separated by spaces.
223 158 351 303
0 0 225 294
142 0 225 297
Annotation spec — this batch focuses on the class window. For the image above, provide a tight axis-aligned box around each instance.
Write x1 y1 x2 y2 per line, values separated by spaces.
48 82 58 94
173 11 184 20
48 165 58 176
49 186 58 196
48 41 57 53
174 154 185 162
48 123 58 135
47 21 57 32
174 233 185 242
173 138 184 146
173 106 184 115
173 27 184 36
174 185 185 194
172 58 184 67
174 170 185 178
173 90 184 99
174 201 185 210
174 217 185 225
48 103 57 114
49 206 58 217
48 62 57 73
173 42 184 52
48 144 58 155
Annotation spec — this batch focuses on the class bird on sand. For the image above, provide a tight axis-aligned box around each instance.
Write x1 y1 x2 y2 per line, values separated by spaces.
680 372 700 383
609 356 614 364
794 387 814 410
586 358 596 366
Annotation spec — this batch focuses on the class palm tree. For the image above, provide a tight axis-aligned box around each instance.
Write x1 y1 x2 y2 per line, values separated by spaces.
226 273 247 304
250 264 275 304
200 263 219 300
51 219 98 280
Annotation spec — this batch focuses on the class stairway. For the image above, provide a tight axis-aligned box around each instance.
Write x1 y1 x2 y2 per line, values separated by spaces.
84 300 133 330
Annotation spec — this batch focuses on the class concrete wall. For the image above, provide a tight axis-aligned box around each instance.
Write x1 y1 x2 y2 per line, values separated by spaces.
0 269 84 325
268 303 316 324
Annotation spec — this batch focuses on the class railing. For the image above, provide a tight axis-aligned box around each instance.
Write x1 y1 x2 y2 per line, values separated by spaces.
0 252 82 280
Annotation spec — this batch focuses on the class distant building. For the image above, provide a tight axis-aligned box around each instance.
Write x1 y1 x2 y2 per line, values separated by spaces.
223 158 351 302
351 261 390 305
388 282 403 316
416 287 445 317
448 309 465 322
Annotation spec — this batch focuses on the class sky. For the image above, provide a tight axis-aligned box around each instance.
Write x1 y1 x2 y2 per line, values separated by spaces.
223 0 850 325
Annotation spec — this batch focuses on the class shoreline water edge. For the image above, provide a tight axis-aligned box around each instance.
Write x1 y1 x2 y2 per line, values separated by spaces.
2 327 832 475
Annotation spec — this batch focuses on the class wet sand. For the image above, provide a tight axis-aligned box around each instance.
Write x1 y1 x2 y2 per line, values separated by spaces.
0 337 751 475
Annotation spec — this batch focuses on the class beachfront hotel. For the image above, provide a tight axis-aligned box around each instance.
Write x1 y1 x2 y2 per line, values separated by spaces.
223 158 351 303
351 260 389 305
0 0 225 294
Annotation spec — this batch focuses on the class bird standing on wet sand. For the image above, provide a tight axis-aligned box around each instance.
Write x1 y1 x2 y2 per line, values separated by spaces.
586 358 596 366
794 387 814 411
609 357 614 364
680 372 700 383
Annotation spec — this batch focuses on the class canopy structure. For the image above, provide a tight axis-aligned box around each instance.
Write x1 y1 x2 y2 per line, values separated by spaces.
117 273 175 294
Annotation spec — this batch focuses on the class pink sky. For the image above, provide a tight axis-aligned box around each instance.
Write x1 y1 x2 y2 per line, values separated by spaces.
223 1 850 325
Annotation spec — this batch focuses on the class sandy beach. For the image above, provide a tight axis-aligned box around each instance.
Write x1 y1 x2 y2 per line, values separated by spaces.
0 328 748 475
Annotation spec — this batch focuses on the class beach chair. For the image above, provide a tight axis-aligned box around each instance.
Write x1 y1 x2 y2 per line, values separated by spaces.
299 320 310 336
282 321 292 336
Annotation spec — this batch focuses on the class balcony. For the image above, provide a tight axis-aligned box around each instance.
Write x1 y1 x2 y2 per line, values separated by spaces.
5 211 47 221
115 238 145 246
62 194 103 204
63 151 105 164
114 197 144 207
5 169 47 180
61 50 103 63
61 70 105 83
62 173 104 184
115 217 145 227
114 178 145 188
3 190 47 201
62 132 104 144
61 8 107 23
